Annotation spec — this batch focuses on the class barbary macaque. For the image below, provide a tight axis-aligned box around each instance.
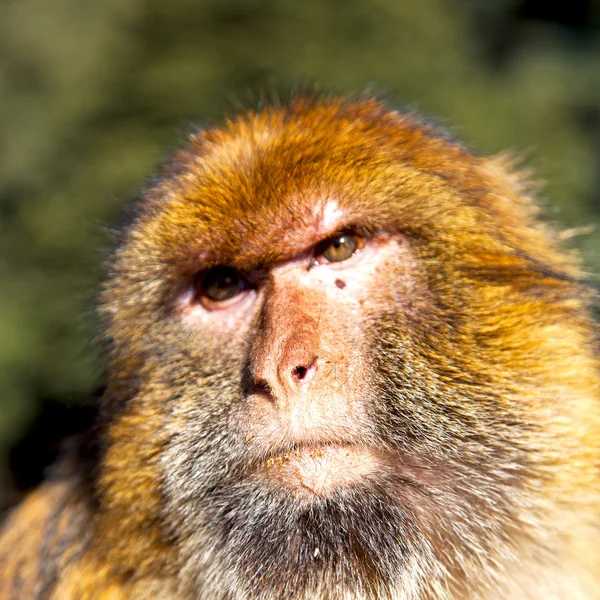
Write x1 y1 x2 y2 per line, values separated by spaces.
1 95 599 599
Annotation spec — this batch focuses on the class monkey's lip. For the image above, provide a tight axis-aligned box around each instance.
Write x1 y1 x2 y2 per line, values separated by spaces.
258 444 380 498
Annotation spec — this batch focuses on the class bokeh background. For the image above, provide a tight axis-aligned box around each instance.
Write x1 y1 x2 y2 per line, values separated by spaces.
1 0 600 512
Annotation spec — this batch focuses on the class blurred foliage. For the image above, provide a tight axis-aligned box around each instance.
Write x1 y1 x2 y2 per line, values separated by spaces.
1 0 600 508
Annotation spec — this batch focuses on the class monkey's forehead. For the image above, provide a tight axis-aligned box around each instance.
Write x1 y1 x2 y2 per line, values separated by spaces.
126 97 489 266
119 96 574 276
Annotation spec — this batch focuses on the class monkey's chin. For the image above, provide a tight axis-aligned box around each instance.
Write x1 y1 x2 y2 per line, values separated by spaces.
260 445 380 498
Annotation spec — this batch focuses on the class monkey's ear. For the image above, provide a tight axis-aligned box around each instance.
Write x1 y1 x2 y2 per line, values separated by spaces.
481 151 542 203
481 152 589 273
477 151 548 238
482 152 594 243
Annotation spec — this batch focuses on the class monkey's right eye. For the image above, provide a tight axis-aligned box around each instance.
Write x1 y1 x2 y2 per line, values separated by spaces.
195 266 246 304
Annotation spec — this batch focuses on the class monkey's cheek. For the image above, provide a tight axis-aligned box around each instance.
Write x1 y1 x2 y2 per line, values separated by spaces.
258 445 381 499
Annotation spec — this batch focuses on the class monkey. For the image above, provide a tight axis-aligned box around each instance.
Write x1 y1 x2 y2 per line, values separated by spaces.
0 94 599 600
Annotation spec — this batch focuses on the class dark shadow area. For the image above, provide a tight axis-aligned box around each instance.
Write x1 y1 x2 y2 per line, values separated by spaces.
3 396 98 515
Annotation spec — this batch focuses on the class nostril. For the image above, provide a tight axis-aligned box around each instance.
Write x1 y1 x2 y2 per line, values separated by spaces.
291 360 317 384
293 365 308 380
252 379 273 396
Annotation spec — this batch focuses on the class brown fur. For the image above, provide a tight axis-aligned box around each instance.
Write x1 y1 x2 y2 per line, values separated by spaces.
1 95 599 599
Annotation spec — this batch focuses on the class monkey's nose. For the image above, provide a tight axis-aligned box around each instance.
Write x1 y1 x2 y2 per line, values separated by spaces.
250 352 319 397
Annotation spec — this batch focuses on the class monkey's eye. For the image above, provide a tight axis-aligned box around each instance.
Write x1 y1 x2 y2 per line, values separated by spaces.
197 266 246 303
317 232 360 263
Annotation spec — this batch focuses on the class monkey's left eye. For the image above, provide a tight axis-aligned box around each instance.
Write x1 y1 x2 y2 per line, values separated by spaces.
196 266 246 304
316 232 361 263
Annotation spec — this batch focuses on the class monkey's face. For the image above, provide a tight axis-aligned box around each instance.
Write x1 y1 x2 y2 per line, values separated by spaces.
100 98 591 599
163 215 431 598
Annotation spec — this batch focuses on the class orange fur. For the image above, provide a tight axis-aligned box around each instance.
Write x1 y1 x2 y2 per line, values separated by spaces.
1 95 599 599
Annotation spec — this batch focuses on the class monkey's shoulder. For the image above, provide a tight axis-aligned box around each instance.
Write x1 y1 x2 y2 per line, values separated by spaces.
0 478 181 599
0 479 92 598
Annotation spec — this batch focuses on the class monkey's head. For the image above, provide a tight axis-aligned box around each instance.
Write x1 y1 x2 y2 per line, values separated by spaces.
97 96 600 598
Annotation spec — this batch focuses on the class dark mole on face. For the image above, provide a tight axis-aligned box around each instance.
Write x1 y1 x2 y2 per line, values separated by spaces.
335 279 346 289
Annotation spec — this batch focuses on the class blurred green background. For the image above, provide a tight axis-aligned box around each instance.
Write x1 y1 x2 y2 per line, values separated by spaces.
1 0 600 511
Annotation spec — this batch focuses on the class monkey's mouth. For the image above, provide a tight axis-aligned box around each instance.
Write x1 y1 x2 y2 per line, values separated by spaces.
257 444 381 498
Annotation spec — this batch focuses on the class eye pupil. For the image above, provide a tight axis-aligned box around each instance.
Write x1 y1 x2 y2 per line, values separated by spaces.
216 275 233 288
200 267 242 302
321 233 358 263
